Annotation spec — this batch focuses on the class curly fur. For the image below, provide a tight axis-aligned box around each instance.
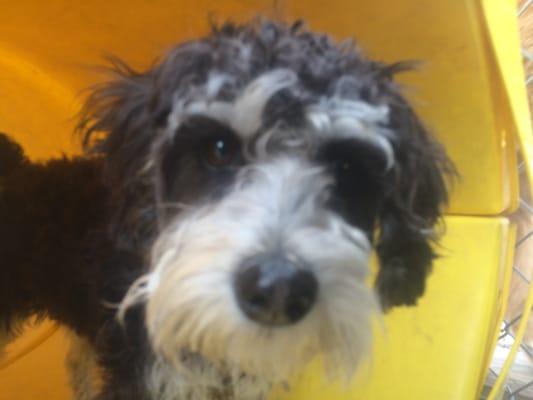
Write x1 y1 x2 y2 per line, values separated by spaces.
79 20 453 309
1 19 454 400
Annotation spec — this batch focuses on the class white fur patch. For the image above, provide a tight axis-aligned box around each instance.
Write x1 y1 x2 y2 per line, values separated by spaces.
166 71 394 170
230 69 297 137
146 357 270 400
166 69 296 139
306 98 394 169
121 157 377 389
205 72 233 98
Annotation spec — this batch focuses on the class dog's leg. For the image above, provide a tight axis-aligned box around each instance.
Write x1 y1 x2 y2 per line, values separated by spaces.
0 133 111 341
0 134 153 399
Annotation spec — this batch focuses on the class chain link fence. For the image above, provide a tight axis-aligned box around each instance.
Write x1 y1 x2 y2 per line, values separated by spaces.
483 1 533 399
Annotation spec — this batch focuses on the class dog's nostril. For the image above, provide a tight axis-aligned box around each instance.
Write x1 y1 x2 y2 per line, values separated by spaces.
285 272 318 321
233 256 318 326
249 294 269 308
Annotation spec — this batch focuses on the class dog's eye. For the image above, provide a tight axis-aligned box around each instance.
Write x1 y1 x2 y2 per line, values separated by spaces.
318 139 388 179
204 137 239 168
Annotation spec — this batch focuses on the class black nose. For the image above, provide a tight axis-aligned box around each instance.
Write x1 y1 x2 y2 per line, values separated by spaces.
233 255 318 326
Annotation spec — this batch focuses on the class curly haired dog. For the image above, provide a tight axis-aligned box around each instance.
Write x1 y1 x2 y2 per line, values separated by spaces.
0 20 453 400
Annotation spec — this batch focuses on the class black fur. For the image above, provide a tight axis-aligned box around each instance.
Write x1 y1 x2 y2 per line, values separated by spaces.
0 133 27 177
79 20 454 309
0 133 151 399
375 93 454 309
317 138 389 237
1 19 454 399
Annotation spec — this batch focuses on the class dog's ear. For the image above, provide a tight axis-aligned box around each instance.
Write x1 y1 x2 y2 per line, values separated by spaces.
375 92 455 310
77 57 167 247
78 58 163 187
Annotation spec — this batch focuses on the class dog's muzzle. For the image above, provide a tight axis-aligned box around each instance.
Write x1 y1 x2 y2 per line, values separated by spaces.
234 254 318 326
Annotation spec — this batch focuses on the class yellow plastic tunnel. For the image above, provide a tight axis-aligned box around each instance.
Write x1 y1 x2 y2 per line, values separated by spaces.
0 1 531 399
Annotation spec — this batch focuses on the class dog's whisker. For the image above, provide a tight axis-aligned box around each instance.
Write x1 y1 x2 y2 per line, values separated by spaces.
101 300 121 310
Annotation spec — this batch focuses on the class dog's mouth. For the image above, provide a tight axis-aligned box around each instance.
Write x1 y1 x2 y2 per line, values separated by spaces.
137 257 375 386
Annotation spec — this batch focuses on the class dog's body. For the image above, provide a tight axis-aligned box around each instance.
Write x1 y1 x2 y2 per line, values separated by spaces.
0 20 453 400
0 151 152 398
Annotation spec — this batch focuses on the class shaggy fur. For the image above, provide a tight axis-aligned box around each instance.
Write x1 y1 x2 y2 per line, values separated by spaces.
0 20 454 400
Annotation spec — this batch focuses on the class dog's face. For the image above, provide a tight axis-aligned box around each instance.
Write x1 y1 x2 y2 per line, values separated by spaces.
81 21 452 390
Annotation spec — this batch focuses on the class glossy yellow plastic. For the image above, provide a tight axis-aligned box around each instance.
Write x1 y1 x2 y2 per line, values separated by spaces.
0 0 523 214
0 1 529 399
276 217 514 400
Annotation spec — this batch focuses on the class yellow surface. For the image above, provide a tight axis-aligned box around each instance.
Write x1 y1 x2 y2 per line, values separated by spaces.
480 1 533 397
0 0 530 399
0 217 514 400
0 321 71 400
285 0 521 215
0 0 524 214
275 217 513 400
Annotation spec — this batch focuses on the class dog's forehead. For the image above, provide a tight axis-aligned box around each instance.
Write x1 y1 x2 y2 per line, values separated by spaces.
166 68 394 166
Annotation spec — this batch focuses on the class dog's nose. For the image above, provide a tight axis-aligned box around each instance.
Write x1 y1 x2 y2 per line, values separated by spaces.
233 256 318 326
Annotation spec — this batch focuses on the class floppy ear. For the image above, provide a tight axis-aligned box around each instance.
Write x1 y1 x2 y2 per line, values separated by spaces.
375 93 455 310
78 58 161 186
77 58 162 248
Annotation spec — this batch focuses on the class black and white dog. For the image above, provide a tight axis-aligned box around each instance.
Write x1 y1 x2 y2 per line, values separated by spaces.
0 20 454 400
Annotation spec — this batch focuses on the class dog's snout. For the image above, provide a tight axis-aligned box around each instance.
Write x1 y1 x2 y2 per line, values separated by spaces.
234 256 318 326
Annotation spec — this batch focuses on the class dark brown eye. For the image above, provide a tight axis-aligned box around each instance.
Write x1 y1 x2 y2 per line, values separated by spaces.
204 137 238 168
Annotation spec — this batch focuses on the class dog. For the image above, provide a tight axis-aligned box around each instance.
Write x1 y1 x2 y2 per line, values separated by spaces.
0 20 453 400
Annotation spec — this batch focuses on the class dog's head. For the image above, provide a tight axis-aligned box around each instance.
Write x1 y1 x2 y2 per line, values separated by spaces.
80 20 453 388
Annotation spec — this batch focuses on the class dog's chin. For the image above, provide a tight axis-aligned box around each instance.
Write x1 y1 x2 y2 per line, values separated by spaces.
147 283 375 380
143 275 376 392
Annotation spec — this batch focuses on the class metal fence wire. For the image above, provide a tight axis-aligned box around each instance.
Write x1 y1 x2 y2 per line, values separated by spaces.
483 1 533 399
